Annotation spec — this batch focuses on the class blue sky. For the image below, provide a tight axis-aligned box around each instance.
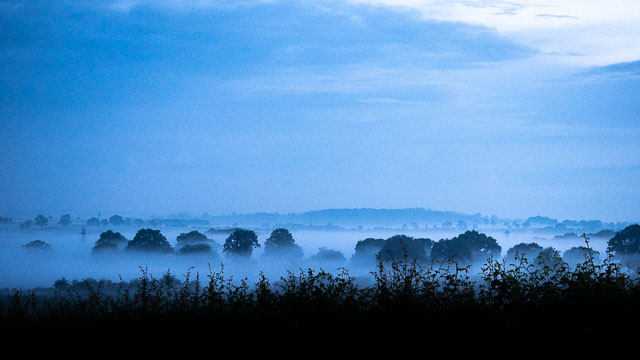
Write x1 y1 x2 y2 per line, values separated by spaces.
1 0 639 221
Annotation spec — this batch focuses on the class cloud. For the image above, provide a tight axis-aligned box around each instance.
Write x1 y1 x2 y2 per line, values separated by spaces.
348 0 640 66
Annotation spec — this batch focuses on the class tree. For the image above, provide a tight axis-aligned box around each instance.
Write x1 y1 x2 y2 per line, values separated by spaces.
223 229 259 257
92 230 128 253
263 228 303 259
86 217 100 226
310 247 346 262
100 219 109 226
535 247 564 270
351 238 385 264
176 230 209 243
22 240 51 250
377 235 431 263
563 246 600 266
34 215 48 227
58 214 72 226
19 220 33 230
109 215 124 226
431 230 501 263
506 242 543 263
607 224 640 254
177 244 214 255
125 228 173 253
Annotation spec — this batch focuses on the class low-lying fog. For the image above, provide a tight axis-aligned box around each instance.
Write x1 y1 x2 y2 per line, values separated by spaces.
0 225 612 289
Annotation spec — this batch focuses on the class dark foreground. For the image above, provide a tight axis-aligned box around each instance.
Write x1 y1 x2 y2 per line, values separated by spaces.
2 252 639 355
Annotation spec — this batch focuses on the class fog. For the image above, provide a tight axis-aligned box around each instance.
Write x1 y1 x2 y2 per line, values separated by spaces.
0 221 615 289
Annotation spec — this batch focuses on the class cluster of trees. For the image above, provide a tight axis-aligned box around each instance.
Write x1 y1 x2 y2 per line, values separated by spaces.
352 235 432 264
21 221 640 268
18 214 74 229
88 227 314 260
86 215 144 227
351 231 502 265
21 240 52 250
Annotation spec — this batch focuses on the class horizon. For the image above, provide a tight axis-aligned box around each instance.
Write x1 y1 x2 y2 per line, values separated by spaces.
3 206 636 226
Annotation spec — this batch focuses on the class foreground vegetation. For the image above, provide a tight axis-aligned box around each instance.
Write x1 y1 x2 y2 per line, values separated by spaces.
3 234 640 353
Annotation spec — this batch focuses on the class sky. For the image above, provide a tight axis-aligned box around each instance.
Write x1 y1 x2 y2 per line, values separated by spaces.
0 0 639 221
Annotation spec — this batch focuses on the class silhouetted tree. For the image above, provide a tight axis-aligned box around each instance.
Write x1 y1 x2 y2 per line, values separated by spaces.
311 247 346 262
223 229 259 257
35 215 48 227
100 219 109 226
53 278 70 290
92 230 128 253
263 228 303 259
177 243 214 255
608 224 640 254
431 230 501 263
535 247 564 270
377 235 431 263
176 230 209 243
58 214 72 226
506 242 543 262
125 229 173 253
86 217 100 226
563 246 600 266
351 238 385 264
109 215 124 226
19 220 33 230
22 240 51 249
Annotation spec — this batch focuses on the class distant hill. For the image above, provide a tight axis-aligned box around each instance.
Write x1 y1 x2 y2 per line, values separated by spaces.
203 208 491 228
